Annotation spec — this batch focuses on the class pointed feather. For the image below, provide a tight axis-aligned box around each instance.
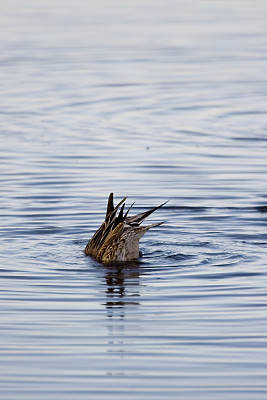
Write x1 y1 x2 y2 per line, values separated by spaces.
126 201 168 225
105 192 114 219
84 194 166 262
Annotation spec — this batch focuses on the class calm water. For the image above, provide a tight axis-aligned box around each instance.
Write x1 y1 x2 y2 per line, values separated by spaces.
1 1 267 399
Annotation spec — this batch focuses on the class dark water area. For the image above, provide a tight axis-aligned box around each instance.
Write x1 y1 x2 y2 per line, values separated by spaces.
1 1 267 399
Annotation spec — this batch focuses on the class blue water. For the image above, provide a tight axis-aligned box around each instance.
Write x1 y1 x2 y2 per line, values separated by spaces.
1 1 267 399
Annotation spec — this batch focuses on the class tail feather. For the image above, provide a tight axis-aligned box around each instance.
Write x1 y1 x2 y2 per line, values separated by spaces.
105 192 114 219
134 221 164 232
85 193 166 261
126 201 168 225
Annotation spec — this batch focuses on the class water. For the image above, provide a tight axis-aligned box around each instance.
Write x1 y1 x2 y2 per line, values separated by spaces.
1 0 267 399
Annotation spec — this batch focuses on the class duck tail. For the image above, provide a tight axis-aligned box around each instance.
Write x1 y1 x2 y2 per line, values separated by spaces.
126 201 168 225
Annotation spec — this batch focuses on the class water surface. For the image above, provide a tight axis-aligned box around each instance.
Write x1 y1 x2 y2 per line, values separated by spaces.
1 1 267 399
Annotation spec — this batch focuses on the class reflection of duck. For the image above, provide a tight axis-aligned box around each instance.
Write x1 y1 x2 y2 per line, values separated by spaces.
85 193 166 263
104 264 140 312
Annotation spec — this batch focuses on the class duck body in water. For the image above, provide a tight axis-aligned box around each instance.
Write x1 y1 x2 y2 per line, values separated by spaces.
84 193 166 263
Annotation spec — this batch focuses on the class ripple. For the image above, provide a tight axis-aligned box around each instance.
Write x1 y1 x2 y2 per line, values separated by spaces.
1 0 267 399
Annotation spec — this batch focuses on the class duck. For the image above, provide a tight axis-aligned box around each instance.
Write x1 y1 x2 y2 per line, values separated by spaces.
84 193 166 263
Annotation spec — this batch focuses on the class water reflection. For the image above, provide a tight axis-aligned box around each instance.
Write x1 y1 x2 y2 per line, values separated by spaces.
103 262 141 319
103 263 141 365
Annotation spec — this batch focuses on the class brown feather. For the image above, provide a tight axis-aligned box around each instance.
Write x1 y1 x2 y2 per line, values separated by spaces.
84 194 166 262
